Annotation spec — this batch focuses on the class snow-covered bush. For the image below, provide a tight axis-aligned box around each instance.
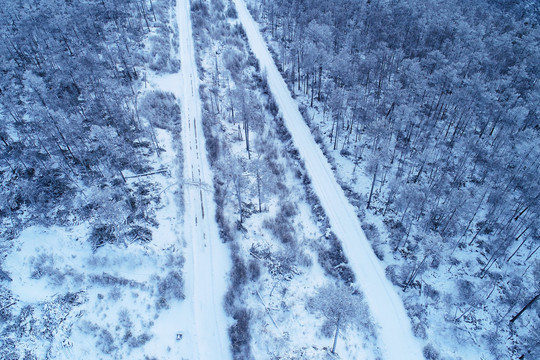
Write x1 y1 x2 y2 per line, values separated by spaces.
97 329 117 355
149 34 171 72
226 4 237 19
0 286 13 323
223 247 252 358
385 265 403 287
126 225 153 244
265 94 279 116
229 308 252 359
247 259 261 281
362 223 384 260
222 47 246 77
422 344 440 360
127 333 152 349
89 224 117 251
139 91 181 131
156 270 185 309
263 206 296 244
317 233 355 284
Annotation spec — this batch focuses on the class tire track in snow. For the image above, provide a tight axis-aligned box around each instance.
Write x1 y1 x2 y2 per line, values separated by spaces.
176 0 232 359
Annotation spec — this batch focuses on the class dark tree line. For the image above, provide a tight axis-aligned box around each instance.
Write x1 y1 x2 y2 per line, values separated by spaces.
249 0 539 357
0 0 180 246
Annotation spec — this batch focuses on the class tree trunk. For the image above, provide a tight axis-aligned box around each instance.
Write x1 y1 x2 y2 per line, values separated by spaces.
526 244 540 262
234 176 243 224
456 190 487 245
329 115 336 144
297 52 301 91
510 293 540 323
506 225 531 262
331 315 341 354
310 71 315 107
318 66 322 101
403 253 429 291
227 78 235 124
256 167 262 212
333 114 340 150
245 118 250 159
367 163 378 209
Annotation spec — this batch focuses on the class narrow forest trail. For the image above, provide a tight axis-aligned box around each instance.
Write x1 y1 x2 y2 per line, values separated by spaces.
176 0 232 359
233 0 424 359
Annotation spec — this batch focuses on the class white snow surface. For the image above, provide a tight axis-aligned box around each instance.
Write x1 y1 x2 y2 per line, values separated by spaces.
176 0 232 359
233 1 425 359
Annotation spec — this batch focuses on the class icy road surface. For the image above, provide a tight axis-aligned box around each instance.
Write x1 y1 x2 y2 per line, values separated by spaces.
177 0 232 358
233 0 424 359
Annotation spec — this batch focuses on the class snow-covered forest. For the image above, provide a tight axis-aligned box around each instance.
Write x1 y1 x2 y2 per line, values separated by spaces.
1 0 188 358
1 0 538 359
244 0 540 358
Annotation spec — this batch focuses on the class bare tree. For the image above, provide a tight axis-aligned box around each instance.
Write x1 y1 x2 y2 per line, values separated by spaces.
308 282 370 354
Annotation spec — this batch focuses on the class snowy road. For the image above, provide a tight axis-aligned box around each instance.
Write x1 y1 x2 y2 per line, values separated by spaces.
176 0 232 359
233 0 424 359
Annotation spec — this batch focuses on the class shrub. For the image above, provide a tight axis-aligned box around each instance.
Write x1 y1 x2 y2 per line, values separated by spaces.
126 225 152 244
108 287 122 301
423 344 440 360
296 251 313 268
263 215 295 244
456 279 475 303
318 233 355 284
0 338 17 360
280 200 298 218
413 320 427 339
233 23 246 39
423 283 440 301
0 286 14 323
385 265 404 287
230 252 248 290
118 309 132 330
89 224 117 251
274 116 291 142
248 260 261 281
229 308 252 359
265 96 279 116
29 169 74 210
247 53 260 72
149 36 171 72
127 333 152 348
226 5 237 18
387 220 407 251
191 0 209 15
97 329 116 355
362 223 384 260
139 91 181 130
157 270 185 309
89 273 139 288
30 253 55 280
222 47 246 76
224 288 236 316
